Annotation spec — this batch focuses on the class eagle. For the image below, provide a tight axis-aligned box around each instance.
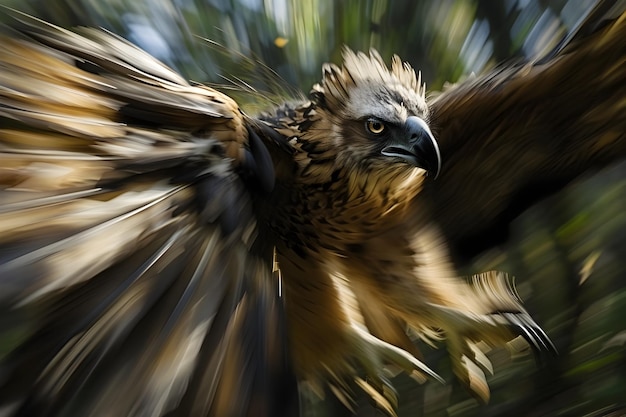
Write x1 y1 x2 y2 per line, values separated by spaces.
0 5 624 417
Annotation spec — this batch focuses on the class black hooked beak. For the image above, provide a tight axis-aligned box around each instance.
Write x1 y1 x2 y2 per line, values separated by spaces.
381 116 441 179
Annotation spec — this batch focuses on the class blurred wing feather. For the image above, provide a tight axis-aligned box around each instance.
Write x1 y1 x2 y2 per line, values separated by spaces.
0 9 294 417
425 6 626 262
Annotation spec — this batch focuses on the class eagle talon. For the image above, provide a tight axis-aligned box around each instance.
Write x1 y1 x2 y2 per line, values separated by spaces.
502 312 557 353
348 324 444 384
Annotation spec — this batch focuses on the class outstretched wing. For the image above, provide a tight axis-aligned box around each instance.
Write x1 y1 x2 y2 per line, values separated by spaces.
0 10 296 417
425 4 626 263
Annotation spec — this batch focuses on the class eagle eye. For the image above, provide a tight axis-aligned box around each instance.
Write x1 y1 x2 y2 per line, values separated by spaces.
365 118 385 135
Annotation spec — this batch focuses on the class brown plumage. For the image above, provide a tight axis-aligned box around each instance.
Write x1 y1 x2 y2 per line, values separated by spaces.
0 5 624 417
425 8 626 261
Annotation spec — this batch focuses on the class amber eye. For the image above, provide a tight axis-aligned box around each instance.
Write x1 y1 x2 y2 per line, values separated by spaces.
366 118 385 135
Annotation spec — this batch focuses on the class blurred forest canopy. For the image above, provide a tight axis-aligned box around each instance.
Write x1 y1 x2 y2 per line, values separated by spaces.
0 0 607 105
0 0 624 416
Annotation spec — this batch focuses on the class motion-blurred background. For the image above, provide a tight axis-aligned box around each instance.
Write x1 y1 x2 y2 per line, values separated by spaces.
0 1 624 415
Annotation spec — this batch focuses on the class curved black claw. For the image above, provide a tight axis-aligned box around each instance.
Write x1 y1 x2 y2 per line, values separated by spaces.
500 312 557 365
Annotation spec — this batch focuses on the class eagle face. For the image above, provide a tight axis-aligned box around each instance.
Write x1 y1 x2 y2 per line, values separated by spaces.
264 50 444 250
309 49 441 179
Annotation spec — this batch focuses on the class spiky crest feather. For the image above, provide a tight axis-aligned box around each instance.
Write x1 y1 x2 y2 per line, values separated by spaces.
312 48 425 110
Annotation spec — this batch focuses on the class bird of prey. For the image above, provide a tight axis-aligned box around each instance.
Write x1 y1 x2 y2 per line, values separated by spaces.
0 4 624 417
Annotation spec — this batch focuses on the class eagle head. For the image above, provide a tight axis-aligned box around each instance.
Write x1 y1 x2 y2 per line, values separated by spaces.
309 48 441 179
